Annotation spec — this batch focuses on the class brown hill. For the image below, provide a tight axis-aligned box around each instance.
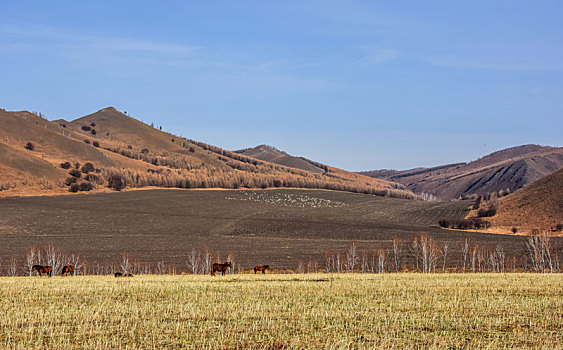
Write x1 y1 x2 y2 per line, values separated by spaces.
489 167 563 234
360 145 563 199
0 107 412 199
236 145 325 174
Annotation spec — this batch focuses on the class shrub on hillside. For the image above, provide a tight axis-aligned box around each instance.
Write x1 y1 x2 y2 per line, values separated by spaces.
141 148 149 154
69 183 80 193
60 162 71 169
108 174 126 191
84 173 99 182
90 129 97 135
81 162 95 174
69 169 82 178
84 139 91 144
90 122 96 127
477 206 497 217
79 182 93 191
93 141 100 148
24 142 34 151
64 177 78 186
81 125 91 132
511 227 518 234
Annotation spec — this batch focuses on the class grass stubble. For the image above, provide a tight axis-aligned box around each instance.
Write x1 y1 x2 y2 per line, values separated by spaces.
0 274 562 349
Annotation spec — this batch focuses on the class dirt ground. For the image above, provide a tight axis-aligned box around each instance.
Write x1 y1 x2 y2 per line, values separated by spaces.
0 189 543 270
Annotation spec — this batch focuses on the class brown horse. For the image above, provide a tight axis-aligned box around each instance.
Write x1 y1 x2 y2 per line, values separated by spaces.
32 265 52 277
254 265 269 274
61 265 74 276
211 261 232 276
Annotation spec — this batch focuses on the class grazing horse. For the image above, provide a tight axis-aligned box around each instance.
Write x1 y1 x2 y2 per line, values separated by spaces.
32 265 52 277
211 261 232 276
61 265 74 276
254 265 269 274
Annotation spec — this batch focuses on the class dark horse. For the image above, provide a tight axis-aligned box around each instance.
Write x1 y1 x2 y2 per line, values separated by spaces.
32 265 52 277
61 265 74 276
211 261 232 276
254 265 269 274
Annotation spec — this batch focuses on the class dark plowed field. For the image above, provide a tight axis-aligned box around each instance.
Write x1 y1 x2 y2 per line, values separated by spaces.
0 189 535 270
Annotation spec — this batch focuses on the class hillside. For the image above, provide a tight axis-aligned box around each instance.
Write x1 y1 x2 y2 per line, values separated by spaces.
236 145 325 174
360 145 563 199
0 107 412 198
489 167 563 234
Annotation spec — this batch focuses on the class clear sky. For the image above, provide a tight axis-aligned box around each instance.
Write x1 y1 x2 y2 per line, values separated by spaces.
1 1 562 171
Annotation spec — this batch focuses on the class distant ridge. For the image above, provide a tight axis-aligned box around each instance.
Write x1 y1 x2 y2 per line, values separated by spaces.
360 144 563 199
0 107 413 198
236 145 327 174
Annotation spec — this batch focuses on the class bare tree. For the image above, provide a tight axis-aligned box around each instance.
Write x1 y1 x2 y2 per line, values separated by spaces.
392 238 403 272
227 253 236 274
377 249 386 273
24 247 39 276
186 248 200 275
325 254 334 273
526 232 554 273
307 259 318 273
471 245 478 273
345 243 359 273
361 251 369 273
201 248 213 275
441 242 449 273
461 238 470 273
45 245 65 275
410 235 421 271
120 254 132 274
296 261 305 274
68 254 84 275
495 245 505 273
8 257 17 276
156 261 167 275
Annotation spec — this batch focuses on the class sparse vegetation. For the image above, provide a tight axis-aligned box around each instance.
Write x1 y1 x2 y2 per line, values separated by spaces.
81 125 91 132
80 162 95 174
60 161 71 169
24 142 34 151
84 139 90 144
64 176 77 186
69 169 81 178
93 141 99 147
69 183 80 192
107 174 126 191
79 182 93 191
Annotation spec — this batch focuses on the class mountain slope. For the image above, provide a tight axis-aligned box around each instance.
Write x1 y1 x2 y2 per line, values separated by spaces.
236 145 325 174
490 167 563 234
0 107 413 199
360 145 563 199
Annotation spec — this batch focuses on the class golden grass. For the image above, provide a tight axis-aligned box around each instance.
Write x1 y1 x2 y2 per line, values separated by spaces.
1 274 562 349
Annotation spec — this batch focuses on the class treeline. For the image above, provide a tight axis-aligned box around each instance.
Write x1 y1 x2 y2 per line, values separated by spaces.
99 166 414 199
438 217 492 230
319 231 560 274
3 232 560 276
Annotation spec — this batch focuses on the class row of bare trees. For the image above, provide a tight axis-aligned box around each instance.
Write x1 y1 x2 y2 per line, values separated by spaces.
320 232 560 274
1 246 85 276
2 232 560 276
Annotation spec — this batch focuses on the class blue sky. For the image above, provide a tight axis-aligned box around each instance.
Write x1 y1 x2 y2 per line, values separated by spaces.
1 1 562 170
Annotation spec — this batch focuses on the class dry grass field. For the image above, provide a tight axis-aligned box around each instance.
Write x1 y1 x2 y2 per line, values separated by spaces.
1 274 562 349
